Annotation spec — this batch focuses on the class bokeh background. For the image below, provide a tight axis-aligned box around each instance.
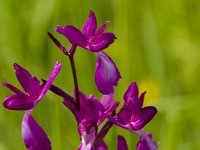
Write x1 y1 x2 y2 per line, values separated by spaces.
0 0 200 149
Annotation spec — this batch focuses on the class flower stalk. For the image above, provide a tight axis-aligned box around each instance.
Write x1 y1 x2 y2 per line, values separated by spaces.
68 49 80 110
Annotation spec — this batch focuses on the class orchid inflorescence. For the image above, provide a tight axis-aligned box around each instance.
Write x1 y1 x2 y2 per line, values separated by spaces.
2 10 158 150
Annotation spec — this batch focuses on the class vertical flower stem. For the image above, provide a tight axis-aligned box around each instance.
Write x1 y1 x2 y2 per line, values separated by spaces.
68 46 80 110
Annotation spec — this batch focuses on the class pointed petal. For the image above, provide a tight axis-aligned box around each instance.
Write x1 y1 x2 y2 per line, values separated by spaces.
95 52 121 94
2 82 27 98
96 141 108 150
56 25 88 47
138 91 146 109
38 61 62 101
123 82 139 102
14 63 41 99
117 135 128 150
47 32 67 54
82 10 97 39
22 114 51 150
3 94 34 110
96 21 110 36
130 106 157 131
89 32 116 52
117 108 132 125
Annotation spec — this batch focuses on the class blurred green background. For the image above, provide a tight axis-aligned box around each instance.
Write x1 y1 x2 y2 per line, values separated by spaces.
0 0 200 149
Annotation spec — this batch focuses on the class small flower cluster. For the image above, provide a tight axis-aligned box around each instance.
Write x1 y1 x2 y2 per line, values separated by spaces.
2 10 158 150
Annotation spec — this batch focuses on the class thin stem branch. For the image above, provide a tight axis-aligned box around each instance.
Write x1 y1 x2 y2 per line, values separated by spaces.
94 121 113 148
68 46 80 110
94 111 116 148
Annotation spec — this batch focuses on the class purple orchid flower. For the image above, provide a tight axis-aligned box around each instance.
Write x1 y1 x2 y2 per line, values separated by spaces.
52 10 121 95
56 10 116 52
137 133 158 150
47 84 119 150
2 61 62 150
107 82 157 132
67 93 118 150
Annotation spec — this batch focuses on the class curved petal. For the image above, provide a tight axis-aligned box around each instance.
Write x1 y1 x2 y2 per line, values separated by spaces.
56 25 88 47
88 32 116 52
95 52 121 94
14 63 41 99
3 94 34 110
117 135 128 150
96 21 110 36
38 61 62 101
2 82 27 98
123 82 139 102
22 114 51 150
82 10 97 39
130 106 157 131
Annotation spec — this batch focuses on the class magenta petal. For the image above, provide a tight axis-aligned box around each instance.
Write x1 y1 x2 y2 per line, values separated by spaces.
38 61 62 101
89 32 116 52
117 108 132 125
96 21 110 36
3 94 34 110
95 52 121 94
22 114 51 150
82 10 97 39
117 135 128 150
56 25 88 47
2 82 27 98
14 63 41 99
123 82 139 102
130 106 157 131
